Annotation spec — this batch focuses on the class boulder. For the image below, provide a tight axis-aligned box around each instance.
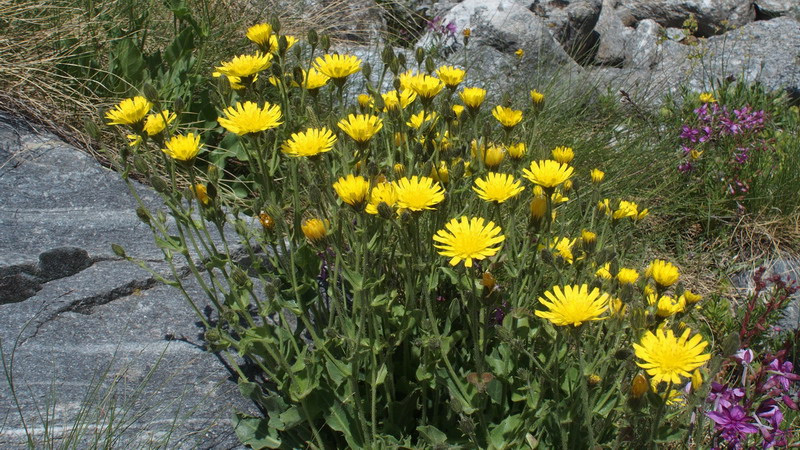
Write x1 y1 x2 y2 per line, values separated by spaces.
528 0 603 62
0 114 254 448
615 0 755 37
593 0 630 66
754 0 800 19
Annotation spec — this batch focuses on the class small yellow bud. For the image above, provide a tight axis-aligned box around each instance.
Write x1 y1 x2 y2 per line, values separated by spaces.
530 195 547 220
590 168 605 183
631 373 648 398
483 145 505 170
551 146 574 164
530 89 544 105
357 93 374 109
301 218 329 243
258 212 275 229
682 290 703 305
588 374 602 387
192 184 210 205
481 272 496 291
691 369 703 392
393 163 405 177
463 28 471 38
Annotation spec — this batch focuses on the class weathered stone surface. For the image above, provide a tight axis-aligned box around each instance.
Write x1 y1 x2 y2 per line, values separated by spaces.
615 0 756 37
0 114 253 448
754 0 800 19
529 0 603 62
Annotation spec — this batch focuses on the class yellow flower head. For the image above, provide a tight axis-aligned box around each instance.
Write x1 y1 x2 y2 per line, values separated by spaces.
218 101 283 135
590 168 605 183
281 127 337 157
259 212 275 229
612 200 640 220
382 89 417 111
482 145 505 169
407 111 438 130
365 182 398 215
393 176 445 211
215 52 273 78
682 290 703 305
300 68 331 90
452 104 465 119
192 184 210 205
436 65 466 87
409 74 445 99
333 174 371 208
246 23 273 46
492 105 523 129
433 216 505 267
506 142 527 160
551 146 574 164
143 110 176 136
106 96 152 126
647 259 680 288
267 34 298 54
595 263 612 280
631 373 649 398
530 194 548 220
314 53 362 79
530 89 545 105
650 294 686 317
535 284 610 327
699 92 717 103
633 328 711 385
581 229 597 249
301 218 329 243
515 48 524 59
460 87 487 109
547 237 577 264
162 132 202 161
522 160 574 189
430 161 449 184
337 114 383 143
617 268 640 285
473 172 524 203
398 70 419 91
357 94 374 109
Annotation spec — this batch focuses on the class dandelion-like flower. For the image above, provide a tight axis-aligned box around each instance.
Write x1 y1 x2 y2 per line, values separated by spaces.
436 65 465 87
314 54 362 80
365 182 398 215
267 35 298 54
337 114 383 143
333 174 371 208
522 160 574 189
218 101 283 135
215 52 273 78
301 218 329 243
650 294 686 317
617 268 639 285
357 94 374 109
535 284 609 327
473 173 524 203
300 68 330 90
546 237 577 263
106 96 152 126
452 104 465 119
393 176 445 211
143 110 176 136
492 106 523 129
281 127 336 157
699 92 717 103
647 259 680 288
590 168 605 183
460 87 486 110
382 89 417 111
506 142 527 160
633 328 711 385
530 89 545 105
409 74 445 99
407 111 437 130
246 23 273 47
162 133 202 161
551 146 574 164
433 216 505 267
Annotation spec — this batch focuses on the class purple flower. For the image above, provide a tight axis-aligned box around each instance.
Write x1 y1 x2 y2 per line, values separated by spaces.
680 125 702 142
708 382 745 410
678 161 694 173
707 405 760 444
764 359 800 392
734 348 754 366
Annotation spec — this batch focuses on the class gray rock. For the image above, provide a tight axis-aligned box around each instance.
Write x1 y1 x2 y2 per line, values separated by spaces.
615 0 756 37
529 0 603 62
594 0 630 66
754 0 800 19
0 114 254 448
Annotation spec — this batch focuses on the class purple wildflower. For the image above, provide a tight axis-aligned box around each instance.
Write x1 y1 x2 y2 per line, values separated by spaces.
680 125 702 142
678 161 694 173
764 359 800 392
707 405 760 445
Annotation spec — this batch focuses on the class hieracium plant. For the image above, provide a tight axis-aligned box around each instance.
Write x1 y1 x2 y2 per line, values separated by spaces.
106 18 721 449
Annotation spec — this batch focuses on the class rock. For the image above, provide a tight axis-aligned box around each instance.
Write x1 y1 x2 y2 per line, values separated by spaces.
615 0 755 37
529 0 603 62
754 0 800 19
593 0 630 66
0 114 254 448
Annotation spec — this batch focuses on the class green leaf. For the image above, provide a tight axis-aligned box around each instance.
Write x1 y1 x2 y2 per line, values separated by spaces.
417 425 448 446
232 413 281 449
326 403 364 448
163 27 195 65
325 359 351 387
488 414 524 450
375 363 389 385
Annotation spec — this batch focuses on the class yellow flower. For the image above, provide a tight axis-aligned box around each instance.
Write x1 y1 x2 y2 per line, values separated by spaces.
365 182 398 215
357 94 374 109
192 184 210 205
409 74 445 99
515 48 524 59
617 268 640 285
631 373 649 398
436 65 466 87
699 92 717 103
430 161 449 184
595 263 612 280
382 89 417 111
433 216 505 267
590 168 605 183
463 28 471 38
682 290 703 305
106 96 152 126
691 369 703 392
650 294 686 317
333 174 371 208
398 70 419 91
551 146 574 164
218 101 283 135
535 284 609 327
452 104 465 118
647 259 680 288
337 114 383 143
246 23 273 46
460 87 487 110
612 200 640 220
281 127 336 157
142 110 176 136
300 68 330 90
482 144 505 169
393 163 405 177
314 53 362 80
301 218 329 243
530 194 548 220
215 52 273 78
581 230 597 251
407 111 437 130
547 237 577 263
690 149 704 160
473 172 524 203
267 34 298 54
492 105 523 129
522 160 574 189
259 212 275 229
530 89 545 105
393 176 445 211
126 134 142 147
506 142 527 160
633 328 711 385
162 132 202 161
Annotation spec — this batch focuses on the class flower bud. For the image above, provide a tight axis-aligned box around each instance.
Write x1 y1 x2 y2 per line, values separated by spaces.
377 202 394 220
307 29 318 47
259 212 275 229
631 374 648 399
111 243 126 257
588 374 602 387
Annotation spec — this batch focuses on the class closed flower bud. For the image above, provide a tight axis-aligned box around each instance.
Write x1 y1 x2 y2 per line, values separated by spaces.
111 243 126 257
135 206 151 224
588 374 602 387
231 267 251 287
691 369 703 392
481 272 496 291
133 156 149 175
307 29 318 47
259 212 275 229
150 176 169 193
580 229 597 253
449 160 465 180
377 202 394 219
301 218 329 243
631 373 648 398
